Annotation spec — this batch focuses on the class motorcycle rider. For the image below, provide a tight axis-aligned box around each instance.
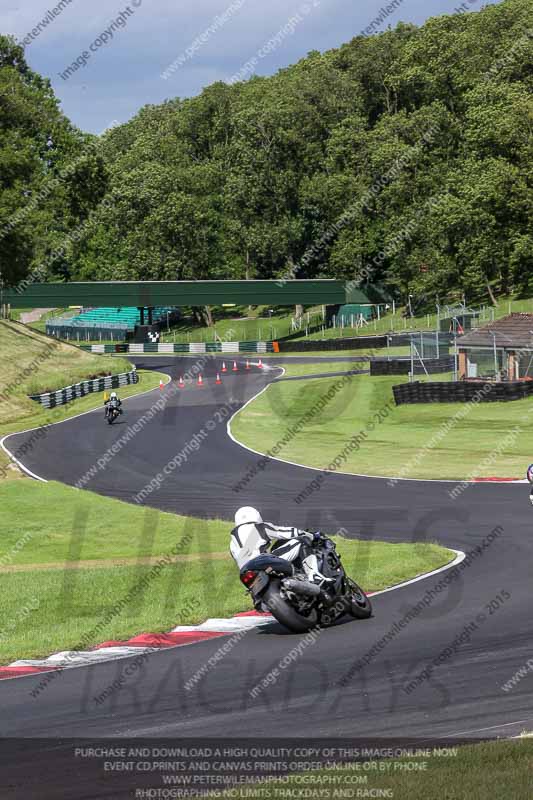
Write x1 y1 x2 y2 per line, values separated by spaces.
104 391 122 419
230 506 332 586
528 463 533 505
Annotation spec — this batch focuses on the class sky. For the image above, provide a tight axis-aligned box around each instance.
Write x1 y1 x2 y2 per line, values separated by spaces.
1 0 503 133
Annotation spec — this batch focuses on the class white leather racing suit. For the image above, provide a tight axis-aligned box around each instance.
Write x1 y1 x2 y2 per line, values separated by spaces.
230 520 328 584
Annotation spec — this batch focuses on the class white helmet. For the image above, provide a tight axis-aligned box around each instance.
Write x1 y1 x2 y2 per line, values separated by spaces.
234 506 263 527
110 391 118 400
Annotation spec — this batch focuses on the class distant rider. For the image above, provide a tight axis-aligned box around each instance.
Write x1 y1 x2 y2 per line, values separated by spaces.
104 391 122 419
527 464 533 505
230 506 332 586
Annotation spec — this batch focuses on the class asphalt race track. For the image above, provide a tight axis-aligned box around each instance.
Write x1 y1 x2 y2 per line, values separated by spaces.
2 356 533 756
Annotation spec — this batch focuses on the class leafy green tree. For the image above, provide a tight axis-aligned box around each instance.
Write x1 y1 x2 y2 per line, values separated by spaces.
6 0 527 310
0 35 105 288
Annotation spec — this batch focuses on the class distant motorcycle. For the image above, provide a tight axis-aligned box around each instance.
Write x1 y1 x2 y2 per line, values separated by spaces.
106 400 122 425
527 463 533 504
240 532 372 633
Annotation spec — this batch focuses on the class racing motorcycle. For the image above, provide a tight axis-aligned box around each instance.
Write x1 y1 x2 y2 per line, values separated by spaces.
239 532 372 633
106 400 122 425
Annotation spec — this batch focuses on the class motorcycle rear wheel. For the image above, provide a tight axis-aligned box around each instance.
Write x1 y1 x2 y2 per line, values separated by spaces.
263 580 318 633
346 578 372 619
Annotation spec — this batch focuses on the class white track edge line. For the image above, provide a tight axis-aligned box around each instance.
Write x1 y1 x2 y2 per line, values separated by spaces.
0 372 173 483
226 377 524 485
369 548 465 596
0 548 464 682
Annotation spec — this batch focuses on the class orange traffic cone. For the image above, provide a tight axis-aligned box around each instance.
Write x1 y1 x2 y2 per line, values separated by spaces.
215 373 222 385
197 374 204 387
258 359 263 369
159 379 164 390
221 362 227 372
245 360 250 370
232 360 238 371
178 376 185 388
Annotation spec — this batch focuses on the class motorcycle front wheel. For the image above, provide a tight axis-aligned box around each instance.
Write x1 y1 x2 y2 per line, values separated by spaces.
346 578 372 619
263 580 318 633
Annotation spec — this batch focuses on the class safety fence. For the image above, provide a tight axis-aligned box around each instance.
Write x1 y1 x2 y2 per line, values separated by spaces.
46 323 129 341
393 379 533 405
79 341 276 355
29 369 139 409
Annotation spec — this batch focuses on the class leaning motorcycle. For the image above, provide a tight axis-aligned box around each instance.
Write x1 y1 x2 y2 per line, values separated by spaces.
239 532 372 633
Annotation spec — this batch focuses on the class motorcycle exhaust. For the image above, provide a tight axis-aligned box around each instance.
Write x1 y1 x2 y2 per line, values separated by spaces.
282 577 321 598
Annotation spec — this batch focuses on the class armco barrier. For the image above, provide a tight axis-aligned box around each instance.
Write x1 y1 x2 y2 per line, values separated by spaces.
29 369 139 409
393 380 533 405
371 356 454 376
79 341 275 355
76 333 454 355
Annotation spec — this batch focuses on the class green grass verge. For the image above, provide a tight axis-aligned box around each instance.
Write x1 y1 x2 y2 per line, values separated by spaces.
0 320 132 426
230 370 530 480
275 361 367 378
162 309 298 343
26 308 75 332
239 739 533 800
0 480 452 664
271 349 413 376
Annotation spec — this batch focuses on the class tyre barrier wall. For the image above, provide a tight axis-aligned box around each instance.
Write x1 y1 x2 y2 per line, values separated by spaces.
79 341 276 355
276 332 454 352
393 379 533 405
370 356 455 376
29 369 139 409
278 335 389 352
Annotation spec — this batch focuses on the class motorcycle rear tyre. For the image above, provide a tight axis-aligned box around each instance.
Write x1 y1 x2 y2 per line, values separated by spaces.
263 580 318 633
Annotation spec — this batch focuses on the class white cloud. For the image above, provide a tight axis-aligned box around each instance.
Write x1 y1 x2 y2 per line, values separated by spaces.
0 0 504 132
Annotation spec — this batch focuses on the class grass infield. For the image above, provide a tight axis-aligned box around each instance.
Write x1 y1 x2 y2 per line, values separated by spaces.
230 739 533 799
230 370 532 480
